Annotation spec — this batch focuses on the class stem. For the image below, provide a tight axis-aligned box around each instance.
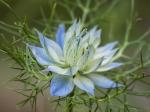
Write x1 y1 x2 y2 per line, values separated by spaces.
66 90 75 112
81 0 91 23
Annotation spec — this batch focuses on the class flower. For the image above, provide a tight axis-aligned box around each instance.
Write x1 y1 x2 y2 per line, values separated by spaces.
28 21 123 96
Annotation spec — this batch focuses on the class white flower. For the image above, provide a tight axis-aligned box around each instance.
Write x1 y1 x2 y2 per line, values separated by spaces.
29 21 123 96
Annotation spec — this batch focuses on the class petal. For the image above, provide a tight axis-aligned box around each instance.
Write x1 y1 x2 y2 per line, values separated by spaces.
50 74 74 96
89 27 101 48
64 20 83 43
63 21 82 57
93 42 118 60
46 65 78 75
28 45 51 65
77 45 95 69
96 62 122 72
100 41 118 51
89 26 97 44
35 30 64 64
56 24 65 49
74 75 94 95
87 74 123 88
35 30 63 55
101 49 118 65
64 20 77 43
82 59 103 74
93 29 101 48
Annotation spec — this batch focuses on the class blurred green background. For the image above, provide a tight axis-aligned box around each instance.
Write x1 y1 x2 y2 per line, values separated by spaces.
0 0 150 112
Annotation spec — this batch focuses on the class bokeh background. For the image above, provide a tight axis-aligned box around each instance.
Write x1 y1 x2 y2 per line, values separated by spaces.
0 0 150 112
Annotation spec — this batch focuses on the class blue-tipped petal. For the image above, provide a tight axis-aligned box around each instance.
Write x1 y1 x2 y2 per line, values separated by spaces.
50 74 74 96
35 30 64 64
28 45 51 65
97 62 122 72
56 24 65 49
87 74 123 88
35 30 63 56
74 75 94 95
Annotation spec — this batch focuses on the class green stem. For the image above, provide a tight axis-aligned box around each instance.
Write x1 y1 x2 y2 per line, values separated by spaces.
66 90 75 112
